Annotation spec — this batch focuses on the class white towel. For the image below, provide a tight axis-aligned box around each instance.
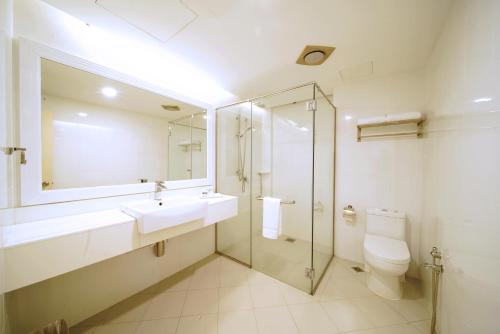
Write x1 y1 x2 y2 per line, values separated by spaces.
262 197 282 240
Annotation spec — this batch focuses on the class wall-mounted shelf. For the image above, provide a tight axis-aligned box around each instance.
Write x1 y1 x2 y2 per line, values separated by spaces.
356 112 425 142
178 140 202 152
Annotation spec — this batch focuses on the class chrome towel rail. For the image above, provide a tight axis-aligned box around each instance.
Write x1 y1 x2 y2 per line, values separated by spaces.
256 196 296 205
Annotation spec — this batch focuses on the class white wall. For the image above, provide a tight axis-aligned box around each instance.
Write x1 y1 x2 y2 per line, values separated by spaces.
421 0 500 333
42 95 170 189
334 72 426 277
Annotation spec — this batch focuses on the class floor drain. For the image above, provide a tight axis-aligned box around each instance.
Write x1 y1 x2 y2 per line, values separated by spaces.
285 237 296 243
352 266 365 273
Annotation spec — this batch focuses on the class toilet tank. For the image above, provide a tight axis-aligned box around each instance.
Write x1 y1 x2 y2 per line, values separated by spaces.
366 208 406 240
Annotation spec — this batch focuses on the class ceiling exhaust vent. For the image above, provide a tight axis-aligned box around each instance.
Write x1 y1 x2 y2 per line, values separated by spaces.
296 45 335 66
162 104 180 111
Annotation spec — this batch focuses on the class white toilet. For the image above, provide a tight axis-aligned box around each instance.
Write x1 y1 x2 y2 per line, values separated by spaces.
363 208 410 300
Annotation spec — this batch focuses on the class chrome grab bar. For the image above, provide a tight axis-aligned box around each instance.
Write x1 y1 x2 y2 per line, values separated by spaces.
256 196 295 205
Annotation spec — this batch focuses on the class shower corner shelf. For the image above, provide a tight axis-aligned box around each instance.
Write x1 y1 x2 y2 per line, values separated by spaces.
178 140 202 152
356 113 425 142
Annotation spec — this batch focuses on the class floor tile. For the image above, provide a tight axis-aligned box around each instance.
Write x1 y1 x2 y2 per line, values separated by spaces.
157 268 193 293
321 274 374 300
254 306 299 334
247 270 280 287
189 264 220 290
347 329 380 334
327 260 355 277
218 310 258 334
143 291 186 320
321 300 374 332
182 289 219 316
176 314 218 334
219 258 249 287
288 303 340 334
377 323 422 334
383 298 431 322
249 284 286 308
73 255 431 334
351 296 407 327
69 327 95 334
134 318 179 334
103 294 151 324
218 286 253 312
411 319 431 333
92 322 139 334
279 283 316 305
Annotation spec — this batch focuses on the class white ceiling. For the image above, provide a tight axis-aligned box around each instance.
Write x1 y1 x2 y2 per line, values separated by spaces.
43 0 453 101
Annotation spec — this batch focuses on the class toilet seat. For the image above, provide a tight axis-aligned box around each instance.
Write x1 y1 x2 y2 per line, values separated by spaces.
364 234 410 265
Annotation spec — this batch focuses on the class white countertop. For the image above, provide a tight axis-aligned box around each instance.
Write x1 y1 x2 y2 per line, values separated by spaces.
0 194 238 293
2 209 134 249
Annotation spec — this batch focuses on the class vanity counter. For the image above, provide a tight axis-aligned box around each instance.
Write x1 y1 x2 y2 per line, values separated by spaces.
1 194 238 293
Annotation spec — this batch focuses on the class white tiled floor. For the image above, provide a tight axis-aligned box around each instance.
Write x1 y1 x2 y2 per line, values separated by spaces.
72 255 431 334
222 235 332 292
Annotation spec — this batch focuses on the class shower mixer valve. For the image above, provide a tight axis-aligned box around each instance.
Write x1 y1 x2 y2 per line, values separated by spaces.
424 247 443 273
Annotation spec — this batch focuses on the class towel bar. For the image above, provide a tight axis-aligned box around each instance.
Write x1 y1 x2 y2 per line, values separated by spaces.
256 196 295 205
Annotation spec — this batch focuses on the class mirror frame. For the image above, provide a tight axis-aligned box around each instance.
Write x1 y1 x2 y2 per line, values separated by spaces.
18 38 215 205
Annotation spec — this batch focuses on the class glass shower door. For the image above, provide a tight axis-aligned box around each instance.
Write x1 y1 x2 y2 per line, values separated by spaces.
312 86 335 291
216 83 335 294
216 102 252 265
251 85 315 293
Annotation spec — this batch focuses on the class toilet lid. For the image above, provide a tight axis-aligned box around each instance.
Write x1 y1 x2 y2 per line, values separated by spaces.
364 234 410 265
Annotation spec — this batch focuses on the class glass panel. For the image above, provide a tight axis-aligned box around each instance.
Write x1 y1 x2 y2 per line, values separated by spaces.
168 116 192 180
40 58 207 189
312 86 335 290
167 112 207 180
216 103 252 265
251 85 315 293
191 112 208 179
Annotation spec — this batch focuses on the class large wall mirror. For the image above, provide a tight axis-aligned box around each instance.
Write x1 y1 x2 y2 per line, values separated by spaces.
19 39 214 205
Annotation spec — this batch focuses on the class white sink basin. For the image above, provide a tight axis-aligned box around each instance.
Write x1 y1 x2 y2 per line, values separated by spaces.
121 196 208 234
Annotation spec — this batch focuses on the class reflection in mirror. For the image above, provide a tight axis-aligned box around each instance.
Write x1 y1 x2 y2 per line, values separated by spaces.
167 112 207 181
41 58 207 190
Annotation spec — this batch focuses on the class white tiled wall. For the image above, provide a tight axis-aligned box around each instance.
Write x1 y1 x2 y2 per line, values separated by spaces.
421 0 500 333
333 72 427 277
42 95 170 189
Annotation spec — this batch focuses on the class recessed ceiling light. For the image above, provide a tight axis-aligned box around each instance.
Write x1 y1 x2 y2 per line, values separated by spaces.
296 45 335 66
344 115 353 121
474 97 492 103
101 87 117 98
77 112 88 117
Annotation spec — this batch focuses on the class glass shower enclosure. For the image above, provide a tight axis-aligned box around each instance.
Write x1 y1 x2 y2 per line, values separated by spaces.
216 82 336 294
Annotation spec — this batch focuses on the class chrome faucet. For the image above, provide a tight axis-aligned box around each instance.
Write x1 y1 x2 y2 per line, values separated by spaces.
424 247 444 273
154 181 167 200
424 246 444 334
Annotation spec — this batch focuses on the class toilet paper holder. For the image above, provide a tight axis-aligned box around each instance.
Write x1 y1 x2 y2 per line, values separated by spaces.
343 205 356 220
